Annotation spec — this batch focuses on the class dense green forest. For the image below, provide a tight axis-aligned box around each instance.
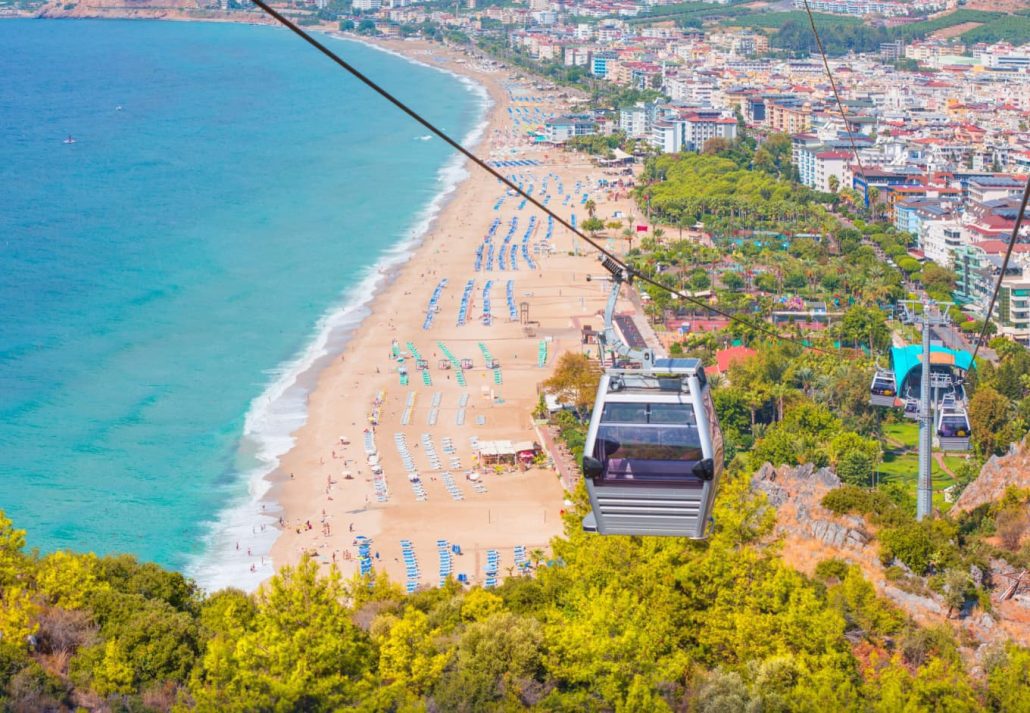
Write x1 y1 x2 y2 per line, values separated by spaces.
893 9 1004 40
961 16 1030 45
722 8 1030 54
2 475 1029 712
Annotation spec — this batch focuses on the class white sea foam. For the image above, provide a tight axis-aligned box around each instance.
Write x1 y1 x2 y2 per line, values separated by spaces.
186 50 492 592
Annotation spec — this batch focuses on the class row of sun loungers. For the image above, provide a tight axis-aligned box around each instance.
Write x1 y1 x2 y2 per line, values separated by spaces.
363 431 390 503
514 545 530 573
441 472 464 501
436 341 467 387
487 159 540 167
401 539 419 593
407 342 432 386
538 340 548 368
441 437 461 470
457 393 469 426
437 539 454 586
497 217 517 271
506 281 517 320
428 391 442 426
474 219 500 271
481 280 493 325
484 549 499 588
357 536 373 576
456 279 475 327
401 392 415 426
422 279 447 330
477 342 503 385
421 433 442 471
394 433 428 501
521 215 537 270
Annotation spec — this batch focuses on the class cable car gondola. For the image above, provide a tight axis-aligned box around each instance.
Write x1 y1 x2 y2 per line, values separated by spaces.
936 395 971 452
869 369 897 407
581 258 723 538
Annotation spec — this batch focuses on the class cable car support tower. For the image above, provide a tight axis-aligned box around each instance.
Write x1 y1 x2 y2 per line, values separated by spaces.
901 298 953 521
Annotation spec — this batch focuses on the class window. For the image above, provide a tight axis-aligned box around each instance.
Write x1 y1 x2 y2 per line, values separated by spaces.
594 402 704 480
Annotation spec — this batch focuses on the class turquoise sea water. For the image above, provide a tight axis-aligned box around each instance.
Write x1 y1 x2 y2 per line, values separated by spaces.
0 19 485 587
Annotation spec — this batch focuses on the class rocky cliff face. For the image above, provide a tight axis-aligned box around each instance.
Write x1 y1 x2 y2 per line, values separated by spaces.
952 436 1030 514
751 463 871 551
750 462 1030 648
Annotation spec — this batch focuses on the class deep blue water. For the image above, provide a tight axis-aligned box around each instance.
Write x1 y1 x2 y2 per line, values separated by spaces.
0 19 483 584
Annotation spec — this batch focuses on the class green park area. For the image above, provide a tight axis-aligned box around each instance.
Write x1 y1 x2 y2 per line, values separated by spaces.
878 421 971 511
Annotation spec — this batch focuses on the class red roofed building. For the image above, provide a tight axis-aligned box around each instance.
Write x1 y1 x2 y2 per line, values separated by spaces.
714 345 757 375
965 215 1017 242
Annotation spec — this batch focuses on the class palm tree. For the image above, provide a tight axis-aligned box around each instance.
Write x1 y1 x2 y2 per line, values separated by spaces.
675 215 689 240
771 382 793 422
529 548 546 569
621 226 635 254
584 199 597 218
794 366 815 398
867 186 881 219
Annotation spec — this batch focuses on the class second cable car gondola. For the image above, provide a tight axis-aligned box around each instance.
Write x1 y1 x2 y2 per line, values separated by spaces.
580 257 723 538
869 368 897 407
936 395 971 452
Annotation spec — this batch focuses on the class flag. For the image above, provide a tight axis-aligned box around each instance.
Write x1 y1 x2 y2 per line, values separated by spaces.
636 225 648 232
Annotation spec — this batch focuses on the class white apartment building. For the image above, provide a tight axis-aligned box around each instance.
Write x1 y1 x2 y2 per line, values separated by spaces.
920 219 965 268
812 150 849 193
619 104 658 138
651 119 682 153
998 272 1030 344
664 77 717 104
564 47 590 67
681 113 737 151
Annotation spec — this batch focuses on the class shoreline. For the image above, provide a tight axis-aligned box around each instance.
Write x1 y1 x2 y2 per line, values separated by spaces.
14 14 641 591
263 36 642 591
186 35 500 592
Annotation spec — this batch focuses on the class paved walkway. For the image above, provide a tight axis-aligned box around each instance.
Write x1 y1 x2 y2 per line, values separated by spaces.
535 422 580 493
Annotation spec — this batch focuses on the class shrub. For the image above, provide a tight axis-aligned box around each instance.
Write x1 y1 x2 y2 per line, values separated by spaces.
879 519 960 575
821 485 898 521
814 558 850 583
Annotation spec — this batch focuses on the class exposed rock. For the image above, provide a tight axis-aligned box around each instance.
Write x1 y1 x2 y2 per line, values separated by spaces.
751 462 869 550
953 436 1030 513
970 564 984 589
750 462 1030 648
883 584 946 616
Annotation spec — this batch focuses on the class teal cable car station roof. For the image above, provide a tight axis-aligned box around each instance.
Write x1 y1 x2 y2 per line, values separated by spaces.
891 345 974 389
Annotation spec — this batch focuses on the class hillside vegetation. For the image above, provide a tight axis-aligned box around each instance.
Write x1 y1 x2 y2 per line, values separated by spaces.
1 473 1028 712
720 7 1030 53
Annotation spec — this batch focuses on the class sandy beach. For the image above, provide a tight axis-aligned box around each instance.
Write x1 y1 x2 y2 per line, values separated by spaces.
265 37 643 588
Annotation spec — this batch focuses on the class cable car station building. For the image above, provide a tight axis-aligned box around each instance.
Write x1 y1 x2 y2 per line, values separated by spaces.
889 345 974 402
